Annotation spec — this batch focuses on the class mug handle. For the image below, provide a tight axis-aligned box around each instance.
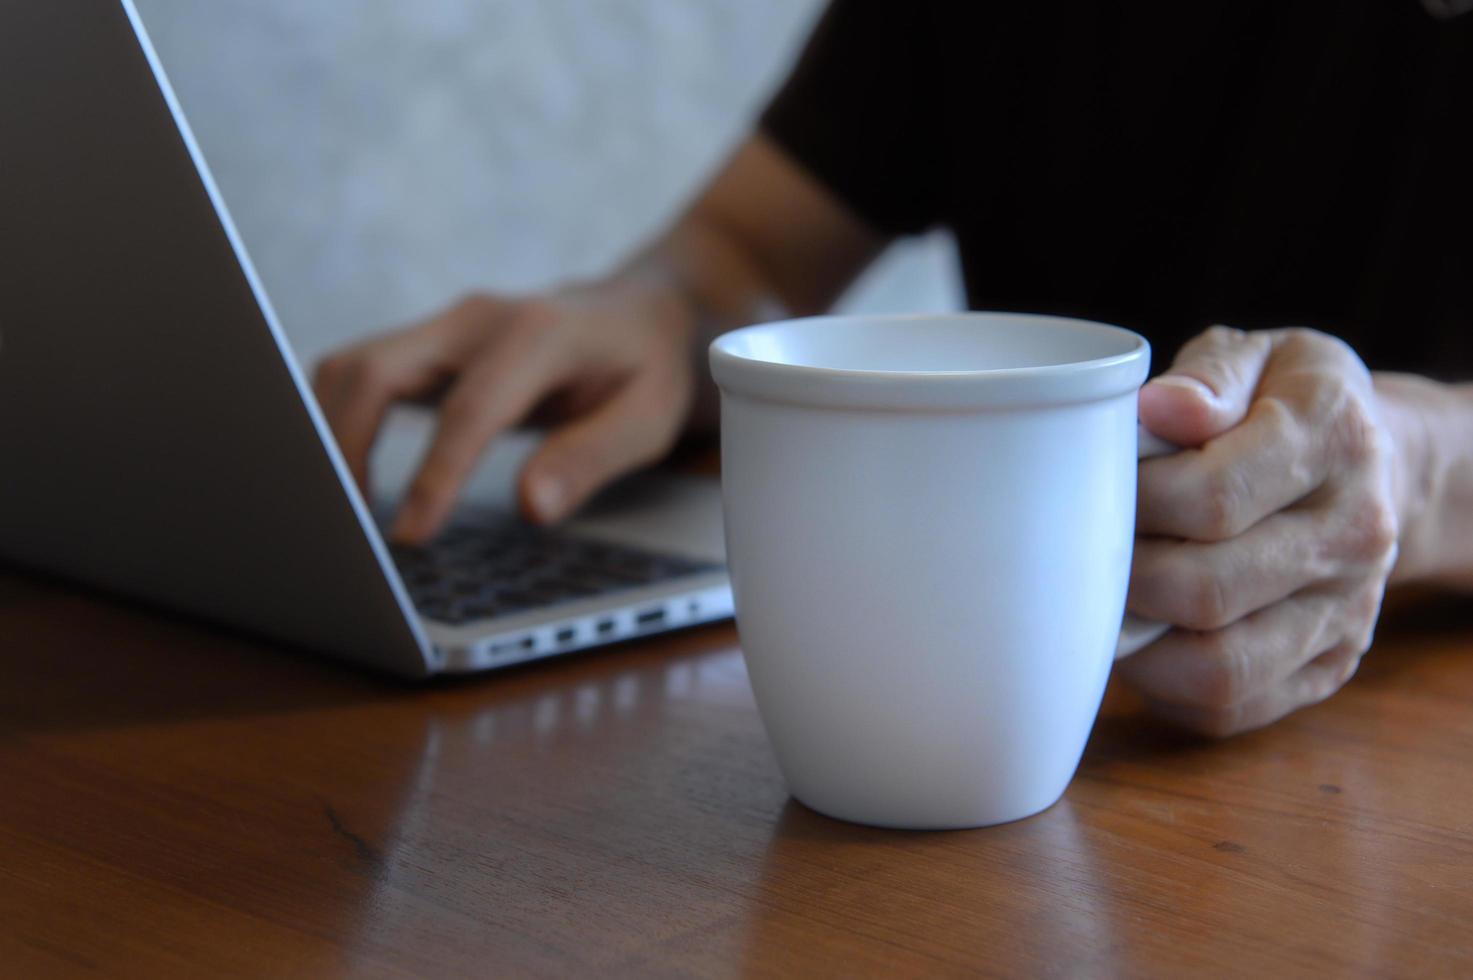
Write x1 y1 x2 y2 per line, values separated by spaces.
1116 423 1177 659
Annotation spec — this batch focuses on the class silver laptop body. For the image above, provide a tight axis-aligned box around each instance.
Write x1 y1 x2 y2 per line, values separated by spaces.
0 0 731 677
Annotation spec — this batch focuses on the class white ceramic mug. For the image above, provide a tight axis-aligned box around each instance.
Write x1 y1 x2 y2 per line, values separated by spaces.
710 312 1167 830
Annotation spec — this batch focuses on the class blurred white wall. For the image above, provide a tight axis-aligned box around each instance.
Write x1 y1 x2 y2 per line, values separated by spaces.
132 0 961 367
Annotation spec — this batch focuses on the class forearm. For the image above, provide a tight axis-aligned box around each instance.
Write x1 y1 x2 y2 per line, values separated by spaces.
1376 372 1473 589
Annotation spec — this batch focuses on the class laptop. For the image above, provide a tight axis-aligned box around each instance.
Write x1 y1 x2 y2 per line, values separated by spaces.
0 1 732 677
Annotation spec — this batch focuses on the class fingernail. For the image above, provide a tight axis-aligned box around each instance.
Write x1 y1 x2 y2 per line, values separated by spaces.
531 475 565 522
1149 375 1217 402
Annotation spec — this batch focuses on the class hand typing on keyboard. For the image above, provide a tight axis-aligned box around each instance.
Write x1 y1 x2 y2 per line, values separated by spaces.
313 283 701 544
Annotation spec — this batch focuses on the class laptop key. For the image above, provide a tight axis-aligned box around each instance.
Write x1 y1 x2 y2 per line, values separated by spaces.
395 514 722 623
458 601 502 620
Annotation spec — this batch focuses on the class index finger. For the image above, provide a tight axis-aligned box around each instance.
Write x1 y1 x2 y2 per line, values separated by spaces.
1137 394 1324 540
1137 330 1372 541
390 328 568 543
315 330 449 489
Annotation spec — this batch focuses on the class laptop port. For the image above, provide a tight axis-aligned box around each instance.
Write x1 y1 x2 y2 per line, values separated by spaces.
519 635 535 651
555 626 577 645
596 618 616 636
636 608 666 628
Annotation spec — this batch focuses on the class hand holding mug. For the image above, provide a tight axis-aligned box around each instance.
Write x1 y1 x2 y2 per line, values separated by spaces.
1120 326 1401 736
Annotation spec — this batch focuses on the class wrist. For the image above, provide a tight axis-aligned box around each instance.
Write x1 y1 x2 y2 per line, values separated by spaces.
1373 372 1463 585
1374 374 1432 541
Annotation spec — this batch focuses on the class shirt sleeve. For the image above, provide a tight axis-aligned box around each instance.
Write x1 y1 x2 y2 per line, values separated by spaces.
759 0 946 237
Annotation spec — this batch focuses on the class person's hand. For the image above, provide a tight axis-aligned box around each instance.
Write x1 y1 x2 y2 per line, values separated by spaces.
312 280 697 543
1120 326 1401 736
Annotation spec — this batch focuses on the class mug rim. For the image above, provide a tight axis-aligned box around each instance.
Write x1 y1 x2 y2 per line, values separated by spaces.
709 312 1151 411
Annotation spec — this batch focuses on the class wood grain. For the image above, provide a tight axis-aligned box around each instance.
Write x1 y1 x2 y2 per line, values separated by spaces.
2 569 1471 978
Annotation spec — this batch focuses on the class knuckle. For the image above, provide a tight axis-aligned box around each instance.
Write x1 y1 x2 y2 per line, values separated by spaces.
1178 327 1262 390
1277 326 1322 353
1330 394 1386 467
1248 393 1311 476
451 291 498 321
1336 652 1364 688
1311 329 1359 363
497 300 569 360
1354 583 1384 625
439 292 509 345
1285 369 1344 425
1192 467 1251 540
1309 645 1363 703
1353 497 1399 561
1138 548 1234 632
1198 355 1238 389
349 354 392 392
1189 323 1257 358
1244 329 1273 355
1192 632 1249 710
1328 496 1399 567
1278 326 1352 365
1251 393 1298 437
1184 349 1249 395
509 297 562 336
438 391 487 431
1344 623 1374 659
1177 567 1232 632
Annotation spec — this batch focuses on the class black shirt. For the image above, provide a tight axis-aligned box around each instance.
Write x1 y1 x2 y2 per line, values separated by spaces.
761 0 1471 376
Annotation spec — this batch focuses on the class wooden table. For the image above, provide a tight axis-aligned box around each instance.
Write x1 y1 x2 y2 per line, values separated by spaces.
3 569 1471 978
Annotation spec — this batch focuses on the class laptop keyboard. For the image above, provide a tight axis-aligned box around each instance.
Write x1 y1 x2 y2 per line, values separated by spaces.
388 515 721 625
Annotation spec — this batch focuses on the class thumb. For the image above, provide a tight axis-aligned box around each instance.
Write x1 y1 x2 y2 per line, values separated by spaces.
1139 325 1274 447
517 380 682 524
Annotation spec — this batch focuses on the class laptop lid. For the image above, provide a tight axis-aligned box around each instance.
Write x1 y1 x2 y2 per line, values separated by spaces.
0 1 437 676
